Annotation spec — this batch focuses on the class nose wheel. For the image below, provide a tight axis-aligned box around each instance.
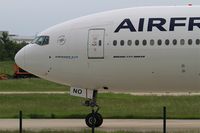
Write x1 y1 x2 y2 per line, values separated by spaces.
83 90 103 128
85 112 103 128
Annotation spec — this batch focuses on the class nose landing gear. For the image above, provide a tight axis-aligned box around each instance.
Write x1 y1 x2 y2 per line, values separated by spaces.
83 90 103 128
70 87 103 128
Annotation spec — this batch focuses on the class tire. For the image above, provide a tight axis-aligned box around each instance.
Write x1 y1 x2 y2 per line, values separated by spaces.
85 113 103 128
95 113 103 127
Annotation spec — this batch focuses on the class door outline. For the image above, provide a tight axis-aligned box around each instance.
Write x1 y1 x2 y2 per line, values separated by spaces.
87 28 105 59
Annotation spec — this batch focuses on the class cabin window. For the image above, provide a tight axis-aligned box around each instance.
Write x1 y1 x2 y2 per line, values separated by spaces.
143 40 147 46
150 40 154 46
165 39 170 45
112 38 200 47
173 39 177 45
135 40 139 46
158 39 162 46
113 40 117 46
127 40 132 46
196 39 200 45
180 39 185 45
120 40 125 46
188 39 193 45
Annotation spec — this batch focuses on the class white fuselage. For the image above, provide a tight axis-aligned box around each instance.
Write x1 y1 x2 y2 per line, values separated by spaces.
15 6 200 93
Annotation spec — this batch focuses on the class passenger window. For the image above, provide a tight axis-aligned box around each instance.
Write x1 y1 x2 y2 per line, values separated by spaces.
180 39 185 45
150 39 154 46
196 39 200 45
113 40 117 46
165 39 170 45
120 40 125 46
135 40 139 46
188 39 193 45
128 40 132 46
173 39 177 45
158 39 162 46
143 40 147 46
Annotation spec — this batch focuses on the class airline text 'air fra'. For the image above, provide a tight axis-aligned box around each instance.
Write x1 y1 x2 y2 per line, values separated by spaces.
115 17 200 32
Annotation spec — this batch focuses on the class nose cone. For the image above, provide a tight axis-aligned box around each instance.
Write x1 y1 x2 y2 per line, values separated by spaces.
15 47 25 69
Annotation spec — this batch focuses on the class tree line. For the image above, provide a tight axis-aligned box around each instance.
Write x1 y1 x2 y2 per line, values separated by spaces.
0 32 27 61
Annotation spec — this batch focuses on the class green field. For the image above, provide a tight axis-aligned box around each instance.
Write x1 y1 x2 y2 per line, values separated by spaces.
0 78 69 92
0 93 200 119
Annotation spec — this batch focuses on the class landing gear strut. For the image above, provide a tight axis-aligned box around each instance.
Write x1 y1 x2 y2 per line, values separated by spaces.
83 90 103 128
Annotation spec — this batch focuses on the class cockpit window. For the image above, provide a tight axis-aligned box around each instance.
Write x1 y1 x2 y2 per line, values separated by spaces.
32 36 49 46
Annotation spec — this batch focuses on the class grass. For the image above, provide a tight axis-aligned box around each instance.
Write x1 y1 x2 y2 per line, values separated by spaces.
0 93 200 119
0 61 14 76
0 78 69 92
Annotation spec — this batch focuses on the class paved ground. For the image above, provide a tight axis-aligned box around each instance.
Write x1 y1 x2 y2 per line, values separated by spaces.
0 119 200 132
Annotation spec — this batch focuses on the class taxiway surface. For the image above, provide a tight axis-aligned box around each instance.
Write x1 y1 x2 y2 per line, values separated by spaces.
0 119 200 132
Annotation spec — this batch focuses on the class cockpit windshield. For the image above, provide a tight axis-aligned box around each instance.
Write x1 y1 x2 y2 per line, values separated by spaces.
32 36 49 46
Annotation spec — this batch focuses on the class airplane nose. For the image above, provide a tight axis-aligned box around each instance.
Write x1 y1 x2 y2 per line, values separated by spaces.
15 47 25 69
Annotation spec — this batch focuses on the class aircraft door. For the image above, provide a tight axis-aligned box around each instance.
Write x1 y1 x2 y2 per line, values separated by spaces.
88 29 105 59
